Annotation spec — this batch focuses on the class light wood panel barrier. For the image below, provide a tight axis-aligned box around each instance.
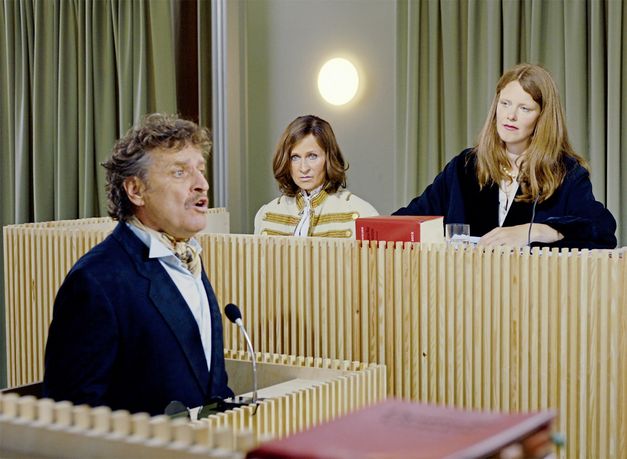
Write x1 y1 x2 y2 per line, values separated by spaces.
0 353 385 458
3 220 626 457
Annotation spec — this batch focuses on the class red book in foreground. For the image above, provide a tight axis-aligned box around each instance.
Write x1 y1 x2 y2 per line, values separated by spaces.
356 215 445 243
246 399 555 459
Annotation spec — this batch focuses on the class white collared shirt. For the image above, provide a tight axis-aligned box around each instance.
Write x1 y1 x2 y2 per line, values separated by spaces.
293 184 325 237
127 223 212 372
498 179 519 226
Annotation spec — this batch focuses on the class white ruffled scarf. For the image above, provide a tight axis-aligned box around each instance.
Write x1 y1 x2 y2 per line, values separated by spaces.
293 184 325 237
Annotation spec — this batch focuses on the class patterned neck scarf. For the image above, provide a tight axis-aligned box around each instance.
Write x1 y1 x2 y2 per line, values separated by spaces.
129 216 201 277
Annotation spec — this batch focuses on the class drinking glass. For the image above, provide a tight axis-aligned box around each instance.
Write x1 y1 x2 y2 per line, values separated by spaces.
445 223 470 244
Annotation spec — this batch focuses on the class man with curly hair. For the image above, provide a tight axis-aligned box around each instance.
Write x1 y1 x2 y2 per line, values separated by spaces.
43 113 233 415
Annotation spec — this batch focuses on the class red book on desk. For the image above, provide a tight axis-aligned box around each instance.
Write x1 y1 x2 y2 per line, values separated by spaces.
246 399 554 459
355 216 444 243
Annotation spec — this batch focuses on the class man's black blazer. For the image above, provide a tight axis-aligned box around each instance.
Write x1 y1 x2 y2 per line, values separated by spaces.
43 222 233 415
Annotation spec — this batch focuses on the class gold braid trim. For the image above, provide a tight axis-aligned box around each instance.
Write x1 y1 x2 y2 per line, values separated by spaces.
296 188 329 211
312 229 353 238
262 212 300 225
259 229 293 236
314 212 359 225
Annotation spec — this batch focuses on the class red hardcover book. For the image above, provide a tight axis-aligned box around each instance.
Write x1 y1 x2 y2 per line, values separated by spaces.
355 216 445 243
246 399 555 459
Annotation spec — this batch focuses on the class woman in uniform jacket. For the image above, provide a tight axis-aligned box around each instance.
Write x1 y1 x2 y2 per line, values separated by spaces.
255 115 378 239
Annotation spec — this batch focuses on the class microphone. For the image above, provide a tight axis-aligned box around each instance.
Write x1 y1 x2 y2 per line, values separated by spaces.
224 303 258 406
164 400 191 419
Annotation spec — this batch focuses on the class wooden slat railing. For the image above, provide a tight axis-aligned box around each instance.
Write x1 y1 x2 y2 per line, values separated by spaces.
0 352 385 458
3 219 626 457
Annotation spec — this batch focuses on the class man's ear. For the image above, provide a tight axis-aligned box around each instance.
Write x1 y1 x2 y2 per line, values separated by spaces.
123 177 146 207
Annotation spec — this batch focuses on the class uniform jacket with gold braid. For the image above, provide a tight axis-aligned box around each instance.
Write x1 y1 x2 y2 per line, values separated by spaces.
254 188 379 238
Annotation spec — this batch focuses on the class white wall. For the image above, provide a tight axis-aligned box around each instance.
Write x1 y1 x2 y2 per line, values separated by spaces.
224 0 399 234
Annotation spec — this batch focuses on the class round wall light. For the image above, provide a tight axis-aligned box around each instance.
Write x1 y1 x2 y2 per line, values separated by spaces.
317 57 359 106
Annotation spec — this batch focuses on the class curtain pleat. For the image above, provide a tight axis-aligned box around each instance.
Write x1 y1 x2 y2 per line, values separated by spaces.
0 0 188 386
605 0 625 229
198 0 212 206
1 0 179 225
398 0 626 245
56 0 79 219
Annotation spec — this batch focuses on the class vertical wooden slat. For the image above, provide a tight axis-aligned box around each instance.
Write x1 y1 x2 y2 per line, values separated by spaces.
528 248 540 411
490 248 501 410
358 241 369 363
588 251 600 457
547 249 559 416
500 247 511 413
579 250 589 457
312 240 321 358
33 230 44 383
368 241 378 365
556 248 569 459
336 241 346 361
449 245 459 406
326 240 336 360
280 238 289 355
566 249 579 458
418 245 428 401
510 249 521 412
296 239 306 357
519 247 530 412
400 242 411 399
270 241 289 354
4 228 16 386
20 230 29 385
409 243 420 401
319 239 329 359
428 247 438 403
618 252 627 458
250 236 260 353
597 252 609 458
346 241 356 362
378 241 389 393
392 242 403 397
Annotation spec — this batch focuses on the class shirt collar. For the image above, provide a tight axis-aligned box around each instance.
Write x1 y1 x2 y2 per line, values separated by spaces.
126 222 202 260
296 184 329 211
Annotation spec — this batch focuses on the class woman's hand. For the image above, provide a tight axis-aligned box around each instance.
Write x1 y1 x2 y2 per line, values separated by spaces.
478 223 563 247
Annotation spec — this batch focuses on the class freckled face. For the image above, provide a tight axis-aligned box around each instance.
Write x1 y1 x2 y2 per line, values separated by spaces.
496 80 541 155
289 134 327 193
128 145 209 239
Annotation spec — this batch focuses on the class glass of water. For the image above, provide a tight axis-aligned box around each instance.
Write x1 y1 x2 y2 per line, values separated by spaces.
445 223 470 244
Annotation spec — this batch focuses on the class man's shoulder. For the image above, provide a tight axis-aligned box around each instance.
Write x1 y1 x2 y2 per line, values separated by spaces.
71 223 137 272
70 236 121 274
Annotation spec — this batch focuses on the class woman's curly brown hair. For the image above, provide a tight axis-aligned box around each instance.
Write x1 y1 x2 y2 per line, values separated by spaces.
101 113 211 221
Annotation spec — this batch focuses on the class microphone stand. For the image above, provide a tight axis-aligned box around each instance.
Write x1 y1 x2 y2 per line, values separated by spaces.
224 304 260 415
236 318 258 406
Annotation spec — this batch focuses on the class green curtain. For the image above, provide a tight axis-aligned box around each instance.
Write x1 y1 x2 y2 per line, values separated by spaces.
0 0 182 386
397 0 626 246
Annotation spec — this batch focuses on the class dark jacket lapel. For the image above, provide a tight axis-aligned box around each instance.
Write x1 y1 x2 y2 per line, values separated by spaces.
201 272 231 398
111 222 210 398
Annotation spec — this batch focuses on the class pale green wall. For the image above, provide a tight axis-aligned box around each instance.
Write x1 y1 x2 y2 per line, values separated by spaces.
229 0 399 233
